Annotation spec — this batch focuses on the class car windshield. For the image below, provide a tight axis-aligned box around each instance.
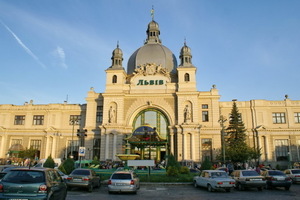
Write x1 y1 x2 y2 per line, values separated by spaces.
71 170 90 175
242 171 259 176
291 170 300 174
2 171 45 183
211 172 228 178
111 173 131 179
269 171 284 175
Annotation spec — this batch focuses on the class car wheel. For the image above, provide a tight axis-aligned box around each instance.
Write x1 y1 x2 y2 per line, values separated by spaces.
257 187 263 191
193 181 198 188
96 180 101 188
207 184 213 192
88 184 93 192
238 183 244 191
266 184 272 190
285 186 290 191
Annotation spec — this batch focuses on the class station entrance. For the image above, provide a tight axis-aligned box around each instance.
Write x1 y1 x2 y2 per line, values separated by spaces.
126 108 170 163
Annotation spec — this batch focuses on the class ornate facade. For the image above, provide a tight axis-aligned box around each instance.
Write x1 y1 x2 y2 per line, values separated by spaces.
0 16 300 168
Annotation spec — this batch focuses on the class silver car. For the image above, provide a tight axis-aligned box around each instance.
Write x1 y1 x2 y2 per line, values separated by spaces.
65 168 100 192
193 170 235 192
231 170 266 191
108 170 140 194
284 169 300 184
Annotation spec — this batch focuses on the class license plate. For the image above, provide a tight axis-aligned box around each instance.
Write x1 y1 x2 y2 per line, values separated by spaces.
73 179 81 182
116 183 125 186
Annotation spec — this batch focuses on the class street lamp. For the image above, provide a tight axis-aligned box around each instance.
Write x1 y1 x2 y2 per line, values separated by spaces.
70 118 79 158
218 115 227 164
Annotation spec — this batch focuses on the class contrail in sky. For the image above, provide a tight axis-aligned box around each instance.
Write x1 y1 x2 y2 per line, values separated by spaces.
0 20 46 69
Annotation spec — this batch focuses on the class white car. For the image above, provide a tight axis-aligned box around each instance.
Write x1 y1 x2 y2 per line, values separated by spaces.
284 169 300 184
193 170 235 192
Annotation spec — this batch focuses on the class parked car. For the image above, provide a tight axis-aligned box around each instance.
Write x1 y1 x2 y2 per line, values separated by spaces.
284 169 300 184
0 166 27 181
108 170 140 194
0 172 6 180
0 167 67 200
193 170 235 192
261 170 292 190
231 170 266 191
65 168 100 192
216 167 229 174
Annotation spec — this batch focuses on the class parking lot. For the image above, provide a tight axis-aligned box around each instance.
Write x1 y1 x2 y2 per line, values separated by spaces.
66 183 300 200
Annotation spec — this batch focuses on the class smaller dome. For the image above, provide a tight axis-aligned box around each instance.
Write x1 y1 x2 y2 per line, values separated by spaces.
112 45 123 57
147 20 159 31
180 43 191 56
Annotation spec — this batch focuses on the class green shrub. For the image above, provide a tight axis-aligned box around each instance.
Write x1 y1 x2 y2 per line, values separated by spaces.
91 156 100 165
58 164 67 174
61 158 75 174
166 153 180 171
43 155 55 168
180 166 190 174
167 166 179 177
200 157 213 170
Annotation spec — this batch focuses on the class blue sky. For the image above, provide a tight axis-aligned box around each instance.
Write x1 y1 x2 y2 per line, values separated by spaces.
1 0 300 105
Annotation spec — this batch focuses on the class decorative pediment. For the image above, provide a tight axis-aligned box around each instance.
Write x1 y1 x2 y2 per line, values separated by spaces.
44 126 57 133
133 63 170 78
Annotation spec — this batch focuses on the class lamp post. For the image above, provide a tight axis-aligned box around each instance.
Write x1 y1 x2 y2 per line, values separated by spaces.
218 115 227 164
70 118 78 159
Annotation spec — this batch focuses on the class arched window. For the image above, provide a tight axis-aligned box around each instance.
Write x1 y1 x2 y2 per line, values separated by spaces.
112 75 117 83
133 108 169 139
184 73 190 82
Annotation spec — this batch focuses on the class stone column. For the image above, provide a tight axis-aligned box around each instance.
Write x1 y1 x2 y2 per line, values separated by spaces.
105 133 109 160
112 133 117 161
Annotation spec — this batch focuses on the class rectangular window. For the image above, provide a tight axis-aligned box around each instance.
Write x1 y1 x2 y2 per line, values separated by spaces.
96 106 103 123
68 140 80 157
14 115 25 125
275 139 289 161
33 115 44 125
202 111 209 122
295 113 300 123
202 104 208 109
201 138 212 162
69 115 81 125
273 113 286 124
93 139 101 160
30 140 41 150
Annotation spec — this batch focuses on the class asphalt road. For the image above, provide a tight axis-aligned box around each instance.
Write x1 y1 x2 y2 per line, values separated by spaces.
66 183 300 200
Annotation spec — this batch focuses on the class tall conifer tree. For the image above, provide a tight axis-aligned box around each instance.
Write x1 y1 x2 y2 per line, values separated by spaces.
225 101 254 163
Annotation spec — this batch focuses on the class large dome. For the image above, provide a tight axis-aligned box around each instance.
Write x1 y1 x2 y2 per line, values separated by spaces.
127 43 177 74
127 20 177 74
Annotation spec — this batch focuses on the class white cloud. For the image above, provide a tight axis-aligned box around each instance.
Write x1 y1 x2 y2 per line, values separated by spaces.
0 20 47 69
53 46 68 69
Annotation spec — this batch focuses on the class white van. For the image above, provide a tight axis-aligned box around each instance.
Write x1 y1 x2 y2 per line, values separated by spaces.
34 158 62 168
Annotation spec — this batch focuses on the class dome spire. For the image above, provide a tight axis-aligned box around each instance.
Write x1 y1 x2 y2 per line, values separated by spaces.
145 7 161 44
151 6 155 21
110 41 123 69
179 39 194 67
